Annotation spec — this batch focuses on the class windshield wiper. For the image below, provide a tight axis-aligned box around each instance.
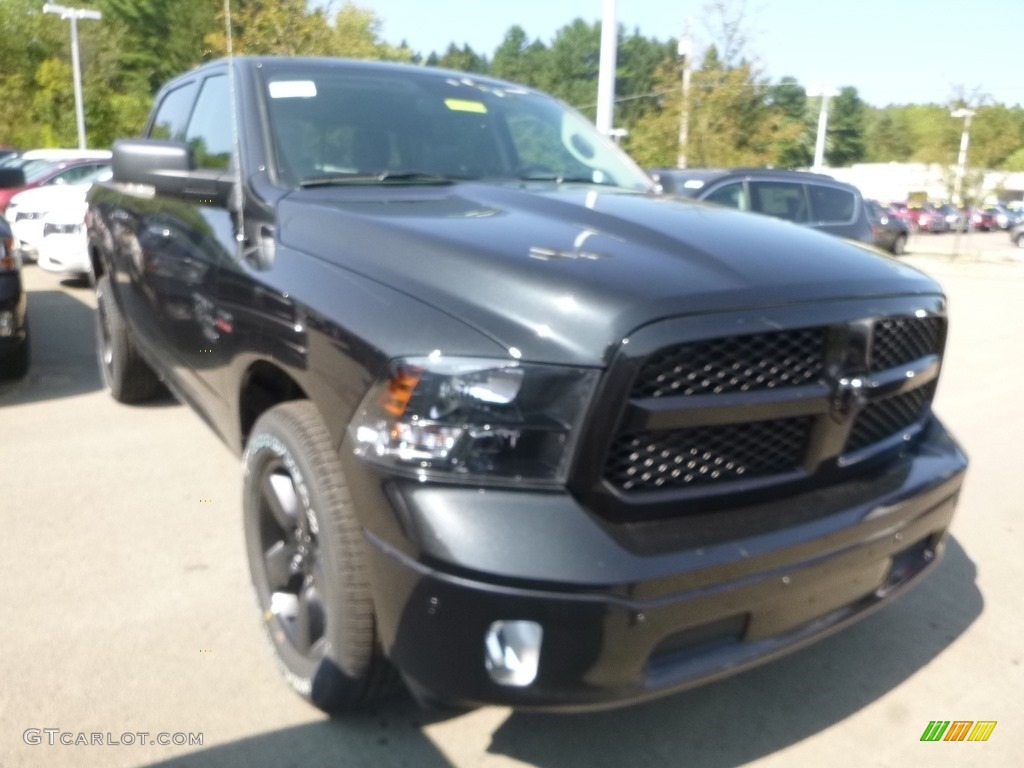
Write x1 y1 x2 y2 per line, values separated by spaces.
299 171 458 187
515 174 617 187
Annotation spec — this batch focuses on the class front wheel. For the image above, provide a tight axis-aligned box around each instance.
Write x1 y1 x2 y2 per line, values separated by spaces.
891 234 907 256
243 400 397 714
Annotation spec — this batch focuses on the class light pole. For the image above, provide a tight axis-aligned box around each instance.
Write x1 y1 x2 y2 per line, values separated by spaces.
676 20 693 169
951 108 976 208
42 3 102 150
595 0 618 137
807 86 838 170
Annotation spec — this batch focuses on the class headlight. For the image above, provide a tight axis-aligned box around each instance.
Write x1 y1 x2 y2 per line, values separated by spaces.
350 356 600 485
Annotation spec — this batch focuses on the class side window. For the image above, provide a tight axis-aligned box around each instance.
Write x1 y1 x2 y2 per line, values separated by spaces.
185 75 232 170
48 163 107 185
703 182 747 210
149 81 199 141
750 181 809 223
808 185 855 223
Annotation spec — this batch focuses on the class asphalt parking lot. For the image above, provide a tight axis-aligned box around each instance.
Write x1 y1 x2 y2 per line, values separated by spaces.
1 231 1022 767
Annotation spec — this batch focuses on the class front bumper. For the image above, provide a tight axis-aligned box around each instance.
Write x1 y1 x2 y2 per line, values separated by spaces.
37 233 90 275
353 420 967 711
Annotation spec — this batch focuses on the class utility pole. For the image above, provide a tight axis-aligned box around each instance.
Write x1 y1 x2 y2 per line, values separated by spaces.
951 108 976 207
595 0 618 137
43 3 102 150
950 107 976 258
676 19 693 169
807 86 838 170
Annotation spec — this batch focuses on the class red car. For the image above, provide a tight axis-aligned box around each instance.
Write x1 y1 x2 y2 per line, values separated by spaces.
907 203 948 233
970 207 999 231
0 154 111 212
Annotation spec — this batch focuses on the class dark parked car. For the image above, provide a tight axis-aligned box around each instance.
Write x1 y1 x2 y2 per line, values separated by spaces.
936 203 968 233
866 199 910 254
88 57 967 714
649 167 874 244
0 207 29 379
1010 221 1024 248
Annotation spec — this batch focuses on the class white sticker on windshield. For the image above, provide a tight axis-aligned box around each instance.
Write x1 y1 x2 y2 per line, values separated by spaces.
268 80 317 99
683 179 705 189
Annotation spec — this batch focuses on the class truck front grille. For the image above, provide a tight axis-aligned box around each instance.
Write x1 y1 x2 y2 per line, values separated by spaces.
633 328 826 398
870 316 943 372
845 382 936 455
600 313 944 499
605 417 812 491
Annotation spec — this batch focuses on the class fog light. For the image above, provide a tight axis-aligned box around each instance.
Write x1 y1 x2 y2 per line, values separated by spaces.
0 311 15 338
484 620 542 687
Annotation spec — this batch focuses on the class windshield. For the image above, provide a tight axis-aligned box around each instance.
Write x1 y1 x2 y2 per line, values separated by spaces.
260 63 652 192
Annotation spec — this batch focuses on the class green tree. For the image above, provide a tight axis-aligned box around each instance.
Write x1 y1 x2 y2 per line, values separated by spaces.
427 44 489 74
206 0 333 56
491 26 549 87
864 108 913 162
685 46 782 167
543 19 602 118
824 86 866 166
329 2 414 61
98 0 217 93
768 76 812 167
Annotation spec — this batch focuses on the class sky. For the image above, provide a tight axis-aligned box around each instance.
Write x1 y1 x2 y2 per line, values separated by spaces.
341 0 1024 108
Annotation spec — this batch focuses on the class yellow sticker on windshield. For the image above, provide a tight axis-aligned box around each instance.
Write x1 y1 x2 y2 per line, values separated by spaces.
444 98 488 114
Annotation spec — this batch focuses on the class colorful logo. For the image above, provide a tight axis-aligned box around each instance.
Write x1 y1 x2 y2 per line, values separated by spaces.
920 721 997 742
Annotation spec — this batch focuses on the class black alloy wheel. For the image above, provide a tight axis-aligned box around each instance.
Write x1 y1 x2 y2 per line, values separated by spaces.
243 400 397 713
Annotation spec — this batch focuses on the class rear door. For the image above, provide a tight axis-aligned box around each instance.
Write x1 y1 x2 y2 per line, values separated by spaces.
748 180 809 224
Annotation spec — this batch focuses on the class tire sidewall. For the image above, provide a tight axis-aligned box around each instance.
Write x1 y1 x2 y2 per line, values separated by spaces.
94 276 118 391
242 406 373 703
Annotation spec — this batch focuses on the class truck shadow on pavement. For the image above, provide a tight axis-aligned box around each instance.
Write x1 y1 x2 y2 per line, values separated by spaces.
143 700 458 768
140 537 978 768
0 288 175 408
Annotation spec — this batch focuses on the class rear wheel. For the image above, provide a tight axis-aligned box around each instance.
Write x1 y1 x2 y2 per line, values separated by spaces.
891 234 907 256
94 275 160 402
243 400 397 714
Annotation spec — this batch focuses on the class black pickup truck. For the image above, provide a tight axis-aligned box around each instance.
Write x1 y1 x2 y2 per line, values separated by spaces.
87 56 968 714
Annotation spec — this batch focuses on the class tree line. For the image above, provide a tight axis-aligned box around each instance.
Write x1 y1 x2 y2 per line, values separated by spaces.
3 0 1022 175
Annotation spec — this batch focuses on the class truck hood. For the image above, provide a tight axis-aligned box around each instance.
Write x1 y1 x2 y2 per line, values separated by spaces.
277 183 940 366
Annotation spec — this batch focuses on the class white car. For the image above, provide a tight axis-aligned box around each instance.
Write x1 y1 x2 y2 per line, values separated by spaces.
7 167 110 266
38 200 91 277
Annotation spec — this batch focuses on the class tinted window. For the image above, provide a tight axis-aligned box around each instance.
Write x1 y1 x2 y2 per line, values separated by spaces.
185 75 232 170
47 163 108 185
808 185 855 223
149 80 198 141
703 182 747 210
749 181 808 223
261 65 651 190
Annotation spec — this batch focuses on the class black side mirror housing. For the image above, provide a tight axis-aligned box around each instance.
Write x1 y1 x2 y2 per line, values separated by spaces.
112 139 232 206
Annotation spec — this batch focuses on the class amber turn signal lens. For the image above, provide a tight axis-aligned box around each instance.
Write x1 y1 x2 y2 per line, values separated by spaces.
380 367 422 417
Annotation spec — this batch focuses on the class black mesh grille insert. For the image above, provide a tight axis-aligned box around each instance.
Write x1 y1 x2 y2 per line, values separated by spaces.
845 382 936 454
604 417 813 492
632 328 826 398
870 316 944 372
